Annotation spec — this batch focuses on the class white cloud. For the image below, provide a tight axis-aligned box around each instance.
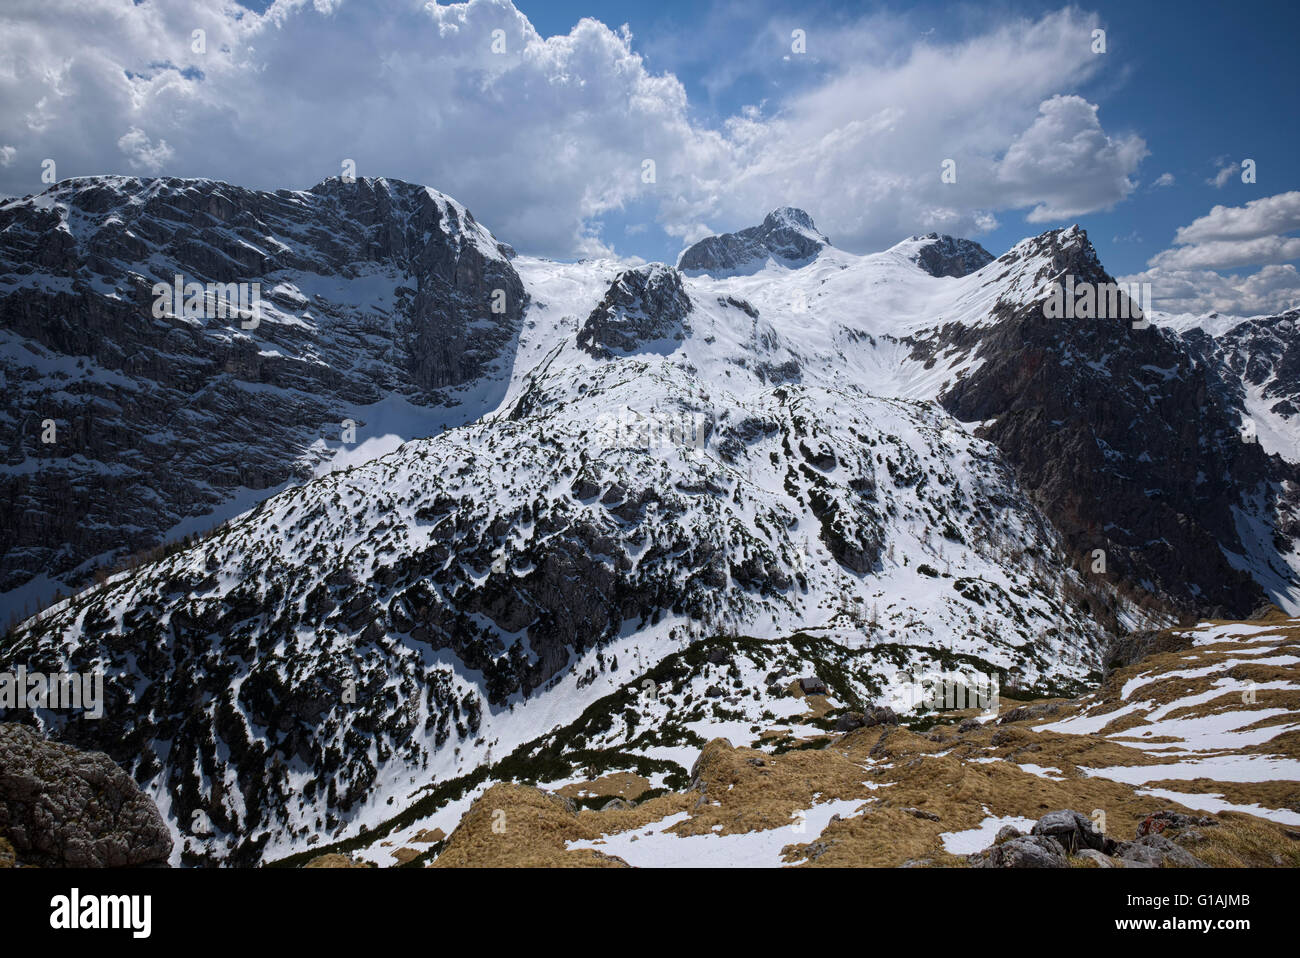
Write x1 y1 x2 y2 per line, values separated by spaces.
1135 192 1300 316
1209 161 1238 188
1147 192 1300 270
1152 172 1174 187
1150 235 1300 271
1121 263 1300 317
0 146 15 167
0 0 1148 258
993 94 1146 222
656 9 1140 252
1174 191 1300 244
116 127 174 173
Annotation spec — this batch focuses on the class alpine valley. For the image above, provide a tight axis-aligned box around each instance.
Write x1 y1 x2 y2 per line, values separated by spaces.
2 176 1299 866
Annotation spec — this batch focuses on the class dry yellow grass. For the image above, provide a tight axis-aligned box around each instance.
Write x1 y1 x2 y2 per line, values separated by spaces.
430 783 695 868
555 771 651 802
414 616 1300 868
303 853 373 868
1191 816 1300 867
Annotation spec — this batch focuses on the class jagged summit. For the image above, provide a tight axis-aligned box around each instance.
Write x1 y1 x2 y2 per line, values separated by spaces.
998 224 1101 274
677 207 830 274
762 206 824 236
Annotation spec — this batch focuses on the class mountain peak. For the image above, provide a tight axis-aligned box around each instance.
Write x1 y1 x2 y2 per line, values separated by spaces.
677 208 830 275
761 206 820 233
996 225 1107 284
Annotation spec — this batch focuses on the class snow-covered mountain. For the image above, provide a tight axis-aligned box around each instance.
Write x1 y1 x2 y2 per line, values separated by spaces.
1173 309 1300 465
0 175 524 622
677 207 831 274
2 176 1299 865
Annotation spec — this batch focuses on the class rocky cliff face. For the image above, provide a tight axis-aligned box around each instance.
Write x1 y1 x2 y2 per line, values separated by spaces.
880 227 1300 618
0 175 525 614
577 264 693 357
1194 309 1300 462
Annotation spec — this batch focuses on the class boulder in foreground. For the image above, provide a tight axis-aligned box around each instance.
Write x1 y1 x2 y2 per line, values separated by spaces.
0 723 172 867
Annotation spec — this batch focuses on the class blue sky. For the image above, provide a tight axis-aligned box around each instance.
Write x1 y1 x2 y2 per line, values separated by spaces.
515 0 1300 279
2 0 1297 315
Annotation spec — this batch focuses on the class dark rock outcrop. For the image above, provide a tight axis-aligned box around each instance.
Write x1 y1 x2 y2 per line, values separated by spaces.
969 833 1068 868
1031 809 1112 854
1114 834 1208 868
577 264 692 357
906 233 994 278
0 722 172 867
1103 628 1196 675
1135 809 1218 838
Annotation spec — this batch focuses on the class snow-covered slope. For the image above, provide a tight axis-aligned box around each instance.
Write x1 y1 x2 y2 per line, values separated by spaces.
1 330 1123 863
1186 310 1300 465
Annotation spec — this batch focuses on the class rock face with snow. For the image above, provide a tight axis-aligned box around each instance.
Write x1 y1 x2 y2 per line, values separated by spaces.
904 233 994 278
1181 308 1300 463
923 228 1300 616
577 264 693 357
677 208 830 273
0 175 525 614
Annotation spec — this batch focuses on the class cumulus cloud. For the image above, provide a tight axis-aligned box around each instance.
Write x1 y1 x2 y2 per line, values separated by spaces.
1147 192 1300 270
1150 236 1300 271
1174 191 1300 244
117 127 174 173
993 94 1146 222
0 0 1148 258
1128 193 1300 316
1152 172 1174 187
1121 263 1300 317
